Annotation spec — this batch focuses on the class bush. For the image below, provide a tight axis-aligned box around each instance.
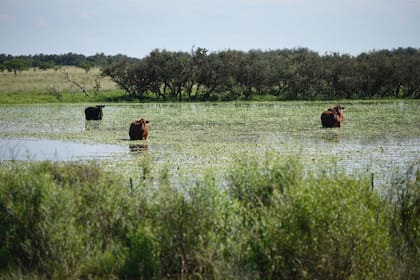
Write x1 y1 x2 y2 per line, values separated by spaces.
0 158 418 279
225 154 393 279
0 162 51 271
0 161 132 277
388 166 420 279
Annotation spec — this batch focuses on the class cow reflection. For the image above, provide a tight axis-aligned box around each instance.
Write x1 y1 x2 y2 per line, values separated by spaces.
129 143 148 153
322 131 340 142
85 120 100 130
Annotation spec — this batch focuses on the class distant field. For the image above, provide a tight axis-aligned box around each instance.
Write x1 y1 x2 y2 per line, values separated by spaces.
0 66 121 103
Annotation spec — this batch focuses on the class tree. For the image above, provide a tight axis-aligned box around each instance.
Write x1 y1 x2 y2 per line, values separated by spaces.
5 59 30 75
79 62 94 73
100 47 420 101
37 61 55 71
101 58 146 97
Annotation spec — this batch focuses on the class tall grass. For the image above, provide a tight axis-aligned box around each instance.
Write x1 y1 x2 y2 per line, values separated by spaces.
0 155 419 279
0 67 123 104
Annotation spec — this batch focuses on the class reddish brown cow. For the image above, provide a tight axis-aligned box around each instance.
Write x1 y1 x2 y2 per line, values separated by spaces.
129 118 149 140
321 105 344 127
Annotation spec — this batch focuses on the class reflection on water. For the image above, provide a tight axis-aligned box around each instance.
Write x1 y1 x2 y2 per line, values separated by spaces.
0 138 127 161
129 143 148 153
85 120 102 131
321 129 341 142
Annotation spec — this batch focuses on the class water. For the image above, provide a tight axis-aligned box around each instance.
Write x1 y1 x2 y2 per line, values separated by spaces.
0 138 127 161
0 101 419 186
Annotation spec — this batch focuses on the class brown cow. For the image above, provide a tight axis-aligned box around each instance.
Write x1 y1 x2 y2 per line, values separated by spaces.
129 118 149 140
321 105 344 127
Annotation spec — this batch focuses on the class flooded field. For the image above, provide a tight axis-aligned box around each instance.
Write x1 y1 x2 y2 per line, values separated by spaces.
1 100 419 186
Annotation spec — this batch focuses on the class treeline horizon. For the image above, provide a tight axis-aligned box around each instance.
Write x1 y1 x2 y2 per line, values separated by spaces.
0 52 128 73
1 47 420 100
103 47 420 101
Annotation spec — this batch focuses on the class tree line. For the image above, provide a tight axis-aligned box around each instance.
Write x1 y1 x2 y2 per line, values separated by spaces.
0 52 128 74
102 47 420 100
2 47 420 100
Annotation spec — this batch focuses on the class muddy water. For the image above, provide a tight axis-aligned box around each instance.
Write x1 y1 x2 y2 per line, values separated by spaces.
0 101 419 186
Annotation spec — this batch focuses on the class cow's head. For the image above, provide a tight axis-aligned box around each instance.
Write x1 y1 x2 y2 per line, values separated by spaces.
331 105 344 115
137 119 149 125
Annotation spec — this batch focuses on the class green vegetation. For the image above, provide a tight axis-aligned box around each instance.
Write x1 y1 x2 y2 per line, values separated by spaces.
1 47 420 103
102 47 420 101
0 49 419 279
0 155 418 279
0 53 129 73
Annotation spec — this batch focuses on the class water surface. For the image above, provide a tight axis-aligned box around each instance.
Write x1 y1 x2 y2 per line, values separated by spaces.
0 138 127 161
0 101 419 186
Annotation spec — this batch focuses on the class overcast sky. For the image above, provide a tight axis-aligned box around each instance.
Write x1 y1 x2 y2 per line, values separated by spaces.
1 0 419 58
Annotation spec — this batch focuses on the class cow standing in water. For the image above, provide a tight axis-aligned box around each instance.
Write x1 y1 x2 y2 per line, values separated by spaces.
85 105 105 120
129 118 149 140
321 105 344 127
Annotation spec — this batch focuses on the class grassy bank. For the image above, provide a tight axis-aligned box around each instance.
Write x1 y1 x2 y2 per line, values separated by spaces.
1 155 419 279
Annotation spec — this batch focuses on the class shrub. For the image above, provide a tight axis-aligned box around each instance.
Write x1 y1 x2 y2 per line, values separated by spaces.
225 153 393 279
0 161 132 277
0 162 51 271
0 158 418 279
389 167 420 279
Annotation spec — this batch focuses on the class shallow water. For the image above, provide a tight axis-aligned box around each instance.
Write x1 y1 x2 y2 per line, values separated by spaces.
0 138 127 161
0 101 419 186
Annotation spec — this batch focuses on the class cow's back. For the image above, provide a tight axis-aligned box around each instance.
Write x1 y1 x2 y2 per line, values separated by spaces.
85 106 103 120
129 122 142 140
321 111 336 127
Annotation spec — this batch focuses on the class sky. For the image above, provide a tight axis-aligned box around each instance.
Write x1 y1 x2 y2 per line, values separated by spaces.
1 0 419 58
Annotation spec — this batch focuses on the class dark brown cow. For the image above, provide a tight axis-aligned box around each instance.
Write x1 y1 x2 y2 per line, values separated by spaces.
321 105 344 127
85 105 105 120
129 118 149 140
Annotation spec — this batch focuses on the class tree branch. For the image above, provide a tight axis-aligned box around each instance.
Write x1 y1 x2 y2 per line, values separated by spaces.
62 70 89 96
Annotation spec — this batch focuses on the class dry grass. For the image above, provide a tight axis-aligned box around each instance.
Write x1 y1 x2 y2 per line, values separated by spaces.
0 66 118 94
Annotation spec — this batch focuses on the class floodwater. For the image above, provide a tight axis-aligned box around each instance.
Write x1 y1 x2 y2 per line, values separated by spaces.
0 101 419 186
0 138 127 161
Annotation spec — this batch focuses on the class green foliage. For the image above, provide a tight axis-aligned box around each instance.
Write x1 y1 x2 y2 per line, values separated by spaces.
102 47 420 101
0 52 130 70
0 158 419 279
36 61 55 71
227 153 301 209
4 59 31 75
388 167 420 279
225 154 394 279
121 225 158 278
2 48 420 102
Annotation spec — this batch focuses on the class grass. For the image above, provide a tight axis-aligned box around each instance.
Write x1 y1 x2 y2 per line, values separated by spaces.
0 67 127 104
0 90 129 104
0 155 418 279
